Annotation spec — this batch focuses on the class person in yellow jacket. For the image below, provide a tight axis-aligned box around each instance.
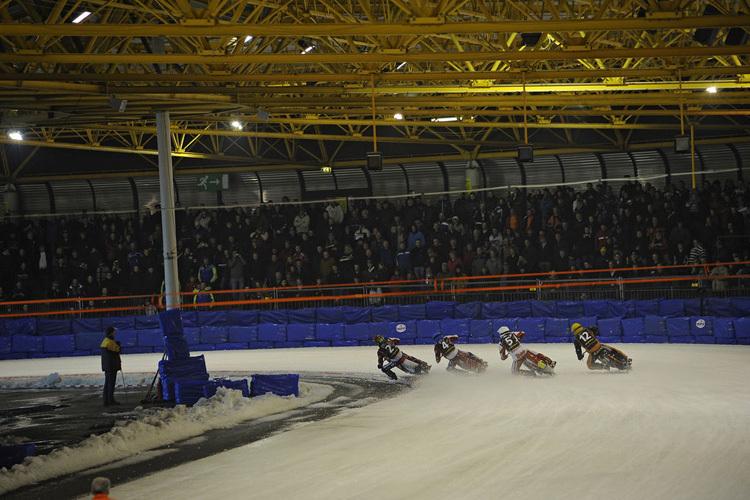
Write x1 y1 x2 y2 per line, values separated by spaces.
101 327 122 406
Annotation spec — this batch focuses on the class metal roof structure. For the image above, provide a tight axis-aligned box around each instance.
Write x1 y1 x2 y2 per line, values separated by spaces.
0 0 749 182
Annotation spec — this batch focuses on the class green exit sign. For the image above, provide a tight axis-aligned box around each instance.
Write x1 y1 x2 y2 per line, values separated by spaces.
197 173 229 191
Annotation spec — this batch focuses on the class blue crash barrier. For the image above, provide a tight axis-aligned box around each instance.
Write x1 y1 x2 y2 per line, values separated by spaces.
316 307 345 324
257 323 287 342
200 326 229 344
0 443 35 470
43 335 75 353
398 304 426 321
343 323 371 341
226 310 258 326
158 309 183 337
159 355 209 401
286 323 316 342
531 300 556 317
227 326 257 343
5 298 750 357
36 319 72 336
164 335 190 360
135 316 160 329
371 305 398 322
315 323 345 341
342 306 371 325
174 380 210 404
455 301 482 319
203 379 250 399
734 318 750 341
288 308 317 324
426 301 457 320
251 374 299 397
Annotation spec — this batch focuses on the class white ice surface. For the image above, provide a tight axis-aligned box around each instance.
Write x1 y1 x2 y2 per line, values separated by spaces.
2 344 750 500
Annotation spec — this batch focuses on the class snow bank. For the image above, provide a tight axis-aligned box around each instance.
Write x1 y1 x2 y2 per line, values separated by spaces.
0 382 333 495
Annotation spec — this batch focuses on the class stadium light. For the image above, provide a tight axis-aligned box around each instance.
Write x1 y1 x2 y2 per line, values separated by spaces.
72 11 91 23
8 131 23 140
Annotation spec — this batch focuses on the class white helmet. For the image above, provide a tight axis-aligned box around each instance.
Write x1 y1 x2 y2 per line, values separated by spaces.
497 326 510 335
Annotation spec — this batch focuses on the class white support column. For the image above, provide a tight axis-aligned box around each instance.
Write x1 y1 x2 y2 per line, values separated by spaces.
156 111 180 309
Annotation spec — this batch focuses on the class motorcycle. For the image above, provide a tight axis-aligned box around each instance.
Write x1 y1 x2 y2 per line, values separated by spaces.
448 350 488 374
522 351 556 377
596 345 633 371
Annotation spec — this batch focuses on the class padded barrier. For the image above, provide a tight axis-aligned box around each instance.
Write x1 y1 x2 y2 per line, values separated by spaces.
659 299 685 318
343 306 371 324
316 323 345 341
287 323 317 342
227 326 257 343
184 327 201 345
138 329 164 348
482 302 508 319
531 300 556 317
0 443 35 470
469 319 494 339
343 323 371 341
706 298 733 317
164 336 190 360
440 319 469 339
317 307 345 324
203 379 250 399
714 318 737 341
0 337 10 354
644 315 668 342
135 316 160 329
506 300 532 318
260 309 288 324
72 318 102 333
158 309 183 337
36 319 72 336
731 298 750 317
251 374 299 397
6 318 37 336
198 310 228 327
288 308 316 324
517 318 545 342
200 326 228 344
106 316 136 330
416 320 441 339
398 304 426 321
621 317 645 342
158 355 209 401
455 301 482 319
257 323 287 342
556 301 585 318
584 300 610 318
43 335 75 353
371 305 398 322
174 380 209 404
426 301 457 320
227 310 259 326
181 311 199 328
12 335 43 353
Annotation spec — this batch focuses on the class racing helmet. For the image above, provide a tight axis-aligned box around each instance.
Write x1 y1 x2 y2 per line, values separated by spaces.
571 323 584 334
497 326 510 335
432 332 443 342
374 335 385 346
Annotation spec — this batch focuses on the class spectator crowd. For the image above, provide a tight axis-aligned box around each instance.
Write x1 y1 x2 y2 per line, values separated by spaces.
1 176 749 310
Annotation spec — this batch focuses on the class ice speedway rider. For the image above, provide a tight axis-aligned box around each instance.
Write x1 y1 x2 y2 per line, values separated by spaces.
433 332 488 373
497 326 556 377
374 335 431 380
571 322 633 371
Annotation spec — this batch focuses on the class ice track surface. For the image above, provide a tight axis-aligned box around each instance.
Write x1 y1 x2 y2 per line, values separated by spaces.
3 343 750 500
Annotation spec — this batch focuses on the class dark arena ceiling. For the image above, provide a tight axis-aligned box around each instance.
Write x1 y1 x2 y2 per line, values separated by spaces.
0 0 749 182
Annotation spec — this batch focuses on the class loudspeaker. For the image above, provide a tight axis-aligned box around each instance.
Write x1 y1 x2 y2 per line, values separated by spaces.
674 135 690 154
517 144 534 163
366 151 382 171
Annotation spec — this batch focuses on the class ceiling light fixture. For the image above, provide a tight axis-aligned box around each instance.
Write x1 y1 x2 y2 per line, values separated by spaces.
8 131 23 140
430 116 459 122
706 86 718 93
231 120 243 130
394 113 404 120
72 11 91 24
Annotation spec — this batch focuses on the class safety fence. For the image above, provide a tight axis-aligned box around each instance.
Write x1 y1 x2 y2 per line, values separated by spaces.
2 296 750 361
1 260 748 319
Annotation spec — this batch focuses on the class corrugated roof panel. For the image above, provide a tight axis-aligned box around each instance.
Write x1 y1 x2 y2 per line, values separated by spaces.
132 177 163 213
524 155 562 188
49 180 94 214
559 153 602 187
631 150 666 186
175 174 218 209
302 170 336 192
18 183 51 215
599 152 634 191
482 157 522 191
404 162 445 196
698 144 738 182
333 167 368 191
371 165 407 197
442 159 476 193
661 147 694 179
90 178 133 213
257 170 301 203
222 172 261 207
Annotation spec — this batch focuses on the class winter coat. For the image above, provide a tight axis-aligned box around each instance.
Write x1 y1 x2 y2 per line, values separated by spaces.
101 337 121 372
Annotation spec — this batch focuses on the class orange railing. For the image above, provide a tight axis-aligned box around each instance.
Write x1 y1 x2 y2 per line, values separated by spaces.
1 260 748 319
